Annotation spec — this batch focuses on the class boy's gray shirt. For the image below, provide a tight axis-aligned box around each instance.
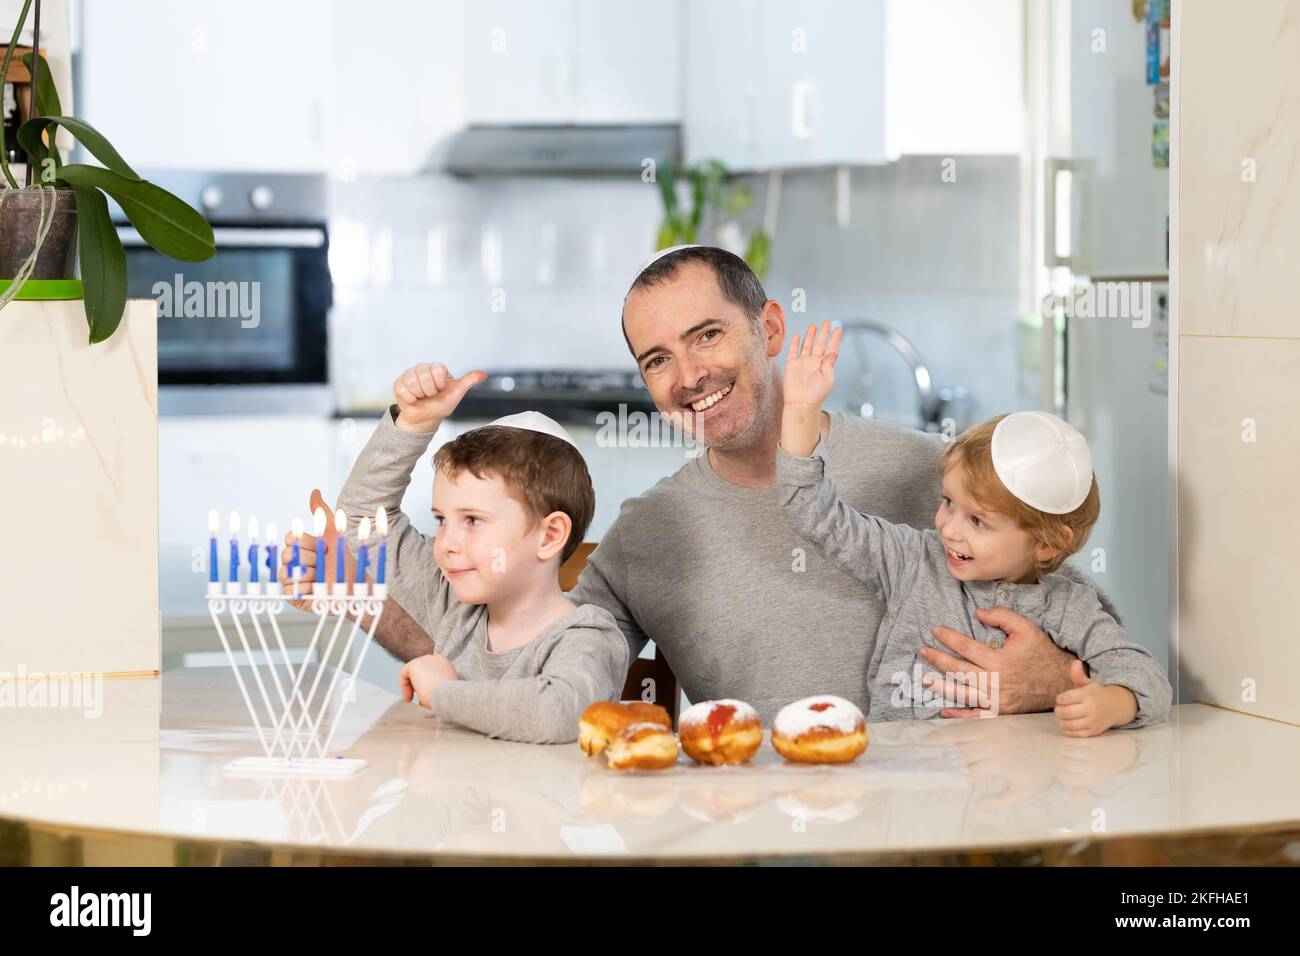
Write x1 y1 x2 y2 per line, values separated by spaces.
774 440 1172 727
333 409 629 745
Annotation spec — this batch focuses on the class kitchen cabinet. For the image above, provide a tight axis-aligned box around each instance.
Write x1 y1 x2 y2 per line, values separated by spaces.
464 0 680 124
77 0 333 172
76 1 466 176
683 0 1023 169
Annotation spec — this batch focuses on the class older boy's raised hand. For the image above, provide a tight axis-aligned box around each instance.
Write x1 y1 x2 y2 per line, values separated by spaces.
781 320 842 457
393 362 487 434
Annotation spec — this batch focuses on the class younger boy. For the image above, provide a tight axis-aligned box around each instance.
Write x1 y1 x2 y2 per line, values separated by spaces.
777 322 1171 736
332 362 629 744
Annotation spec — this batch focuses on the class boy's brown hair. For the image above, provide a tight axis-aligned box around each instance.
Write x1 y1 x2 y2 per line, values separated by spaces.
432 426 594 563
940 414 1101 575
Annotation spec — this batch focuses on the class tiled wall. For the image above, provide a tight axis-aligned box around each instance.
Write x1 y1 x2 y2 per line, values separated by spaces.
1176 0 1300 723
325 155 1025 428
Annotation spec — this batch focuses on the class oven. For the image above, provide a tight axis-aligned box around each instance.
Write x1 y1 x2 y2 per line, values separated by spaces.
114 172 332 388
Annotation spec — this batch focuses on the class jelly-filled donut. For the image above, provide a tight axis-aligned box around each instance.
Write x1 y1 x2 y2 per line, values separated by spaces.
579 700 671 757
604 721 680 771
679 699 763 765
770 695 867 764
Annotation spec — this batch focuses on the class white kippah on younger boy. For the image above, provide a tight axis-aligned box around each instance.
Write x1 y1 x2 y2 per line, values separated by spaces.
991 411 1094 515
475 410 579 450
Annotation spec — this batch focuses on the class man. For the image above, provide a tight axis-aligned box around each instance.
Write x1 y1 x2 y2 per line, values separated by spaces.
298 246 1087 721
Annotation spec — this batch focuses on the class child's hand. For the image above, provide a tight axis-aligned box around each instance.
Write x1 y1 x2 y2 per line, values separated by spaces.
781 321 842 457
392 362 487 434
399 654 460 709
1054 660 1138 737
783 321 843 409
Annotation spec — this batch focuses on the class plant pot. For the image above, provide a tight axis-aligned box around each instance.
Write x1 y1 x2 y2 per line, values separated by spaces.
0 187 78 279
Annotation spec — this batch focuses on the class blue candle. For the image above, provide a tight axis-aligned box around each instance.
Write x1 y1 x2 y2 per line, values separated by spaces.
313 507 327 589
335 508 348 584
208 509 219 583
290 517 304 585
228 511 241 583
264 522 278 584
356 517 371 586
247 516 260 583
376 507 388 585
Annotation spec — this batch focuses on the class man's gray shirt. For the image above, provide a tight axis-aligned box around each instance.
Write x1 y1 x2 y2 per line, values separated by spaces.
569 412 946 720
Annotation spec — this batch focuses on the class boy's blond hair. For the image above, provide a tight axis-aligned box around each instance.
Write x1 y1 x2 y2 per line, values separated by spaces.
940 415 1100 575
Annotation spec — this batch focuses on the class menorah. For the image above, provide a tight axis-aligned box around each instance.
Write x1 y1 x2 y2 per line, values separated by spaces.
206 577 386 778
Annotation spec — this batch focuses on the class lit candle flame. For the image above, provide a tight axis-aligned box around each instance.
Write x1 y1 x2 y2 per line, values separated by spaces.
358 516 371 541
376 506 388 536
265 522 277 544
313 507 327 536
335 508 347 535
291 517 304 539
208 508 219 534
229 511 240 535
247 515 259 539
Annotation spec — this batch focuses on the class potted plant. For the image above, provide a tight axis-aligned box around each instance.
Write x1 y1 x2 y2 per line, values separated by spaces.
655 158 771 279
0 0 214 343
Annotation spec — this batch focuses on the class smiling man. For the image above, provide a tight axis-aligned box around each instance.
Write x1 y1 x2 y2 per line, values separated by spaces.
566 245 1086 720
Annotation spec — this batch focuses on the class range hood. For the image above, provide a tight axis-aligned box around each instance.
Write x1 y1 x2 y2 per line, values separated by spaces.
436 124 680 176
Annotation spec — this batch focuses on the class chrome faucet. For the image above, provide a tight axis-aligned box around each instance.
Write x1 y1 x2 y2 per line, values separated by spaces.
834 319 970 434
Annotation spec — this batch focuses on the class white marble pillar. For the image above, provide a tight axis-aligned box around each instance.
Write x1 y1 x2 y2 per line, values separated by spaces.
0 299 159 677
1176 0 1300 724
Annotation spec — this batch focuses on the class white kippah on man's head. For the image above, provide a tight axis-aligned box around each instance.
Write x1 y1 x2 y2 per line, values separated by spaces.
991 411 1094 514
633 243 702 280
474 410 579 449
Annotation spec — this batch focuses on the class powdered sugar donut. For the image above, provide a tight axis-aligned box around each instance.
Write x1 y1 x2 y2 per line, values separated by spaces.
770 695 867 764
679 699 763 765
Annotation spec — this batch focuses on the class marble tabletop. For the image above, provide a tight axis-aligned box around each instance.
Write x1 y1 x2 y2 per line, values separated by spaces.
2 665 1298 865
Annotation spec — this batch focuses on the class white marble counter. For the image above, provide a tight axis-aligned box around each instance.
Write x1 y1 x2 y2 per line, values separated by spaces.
1 665 1298 864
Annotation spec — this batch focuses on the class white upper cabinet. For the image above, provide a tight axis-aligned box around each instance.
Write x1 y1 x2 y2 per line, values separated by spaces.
464 0 680 125
78 0 334 172
76 1 468 176
684 0 1024 169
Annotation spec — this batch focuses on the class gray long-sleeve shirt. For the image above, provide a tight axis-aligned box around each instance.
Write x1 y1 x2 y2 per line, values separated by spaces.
774 440 1172 728
333 409 629 744
568 411 949 721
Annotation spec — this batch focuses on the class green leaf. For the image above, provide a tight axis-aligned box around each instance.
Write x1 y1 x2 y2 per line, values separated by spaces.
56 164 215 262
71 186 128 344
744 230 771 280
656 164 678 216
20 53 62 117
18 116 141 181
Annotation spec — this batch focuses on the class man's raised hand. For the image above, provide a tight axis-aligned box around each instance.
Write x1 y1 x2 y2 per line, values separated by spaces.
393 362 487 434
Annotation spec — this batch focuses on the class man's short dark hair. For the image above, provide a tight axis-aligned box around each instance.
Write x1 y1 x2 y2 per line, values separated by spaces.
623 246 768 329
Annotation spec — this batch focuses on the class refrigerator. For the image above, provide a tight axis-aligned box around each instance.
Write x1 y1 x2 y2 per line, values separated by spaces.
1034 0 1171 669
